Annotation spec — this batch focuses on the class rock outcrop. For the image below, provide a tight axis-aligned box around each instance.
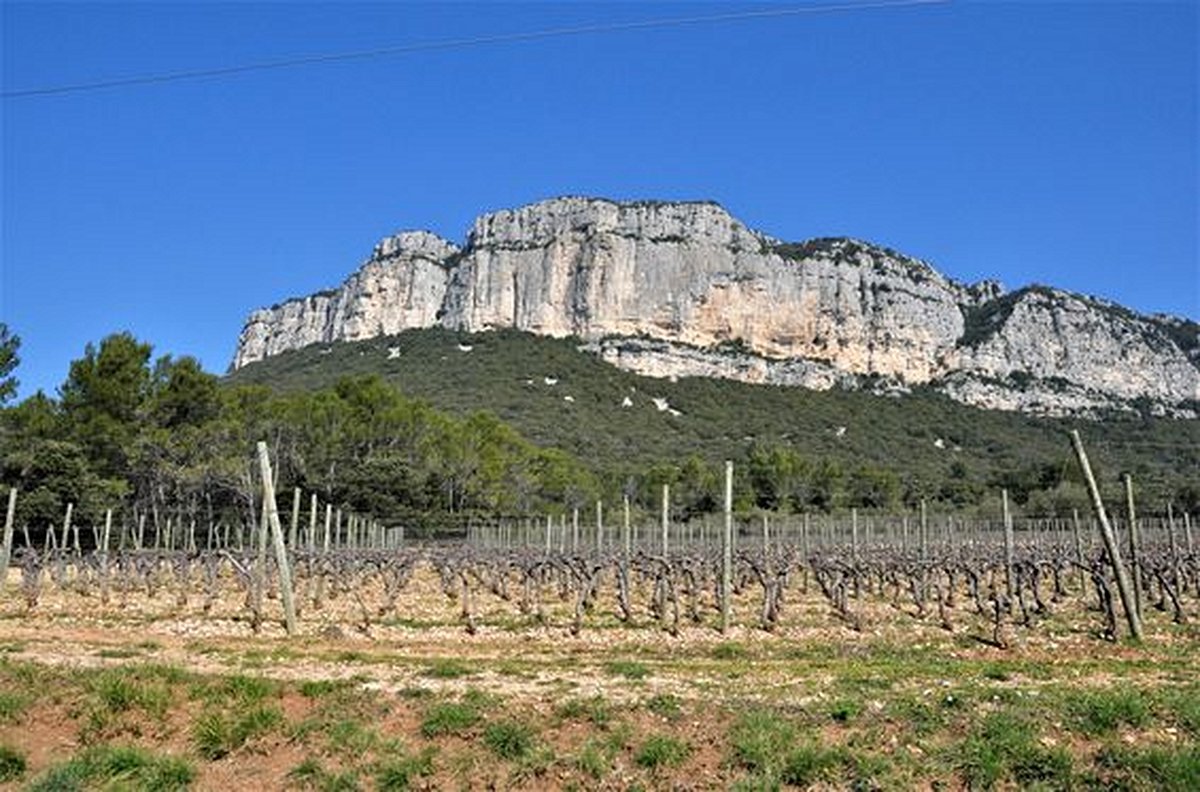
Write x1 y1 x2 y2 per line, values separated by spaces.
232 197 1199 416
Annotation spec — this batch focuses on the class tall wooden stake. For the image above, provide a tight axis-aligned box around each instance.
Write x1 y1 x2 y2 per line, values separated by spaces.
257 442 297 636
100 509 112 605
289 487 301 549
1122 474 1143 620
660 484 669 555
1071 430 1142 641
1003 489 1016 612
721 460 734 634
0 487 17 592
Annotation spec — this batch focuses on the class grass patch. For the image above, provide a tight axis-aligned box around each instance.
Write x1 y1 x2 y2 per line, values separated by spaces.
712 642 748 660
728 708 797 776
828 697 862 723
192 704 284 760
555 695 611 726
645 693 682 721
299 679 351 698
1064 687 1150 736
779 743 848 787
1092 743 1200 791
1163 686 1200 736
27 744 195 792
374 747 436 791
0 690 30 723
420 658 475 679
604 660 649 680
0 744 26 783
326 719 379 756
635 734 690 769
575 738 609 780
421 702 482 738
483 720 537 761
954 711 1072 790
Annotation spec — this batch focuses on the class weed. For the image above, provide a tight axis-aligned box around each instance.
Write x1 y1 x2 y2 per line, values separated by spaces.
954 711 1072 790
191 704 283 760
91 669 170 718
374 747 435 791
0 690 30 723
829 697 862 723
1163 686 1200 736
779 743 846 787
556 695 611 726
484 720 537 760
635 734 690 769
421 658 474 679
604 660 649 680
712 642 748 660
299 679 349 698
397 686 434 700
1064 687 1150 736
27 744 195 792
575 739 608 780
1092 743 1200 791
326 719 379 756
288 757 326 786
0 744 26 783
222 674 277 704
728 709 796 775
645 693 682 721
421 702 481 738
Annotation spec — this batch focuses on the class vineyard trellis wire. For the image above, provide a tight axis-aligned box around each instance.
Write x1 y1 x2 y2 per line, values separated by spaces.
0 443 1196 645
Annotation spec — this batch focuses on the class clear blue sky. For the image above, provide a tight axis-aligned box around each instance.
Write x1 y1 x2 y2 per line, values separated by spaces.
2 1 1197 400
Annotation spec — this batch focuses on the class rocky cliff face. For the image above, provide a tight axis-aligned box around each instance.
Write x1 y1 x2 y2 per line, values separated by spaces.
233 197 1200 416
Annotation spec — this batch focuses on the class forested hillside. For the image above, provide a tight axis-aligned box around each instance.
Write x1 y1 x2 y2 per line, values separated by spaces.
228 328 1200 521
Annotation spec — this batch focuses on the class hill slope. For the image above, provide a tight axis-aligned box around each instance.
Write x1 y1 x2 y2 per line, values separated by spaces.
227 328 1200 512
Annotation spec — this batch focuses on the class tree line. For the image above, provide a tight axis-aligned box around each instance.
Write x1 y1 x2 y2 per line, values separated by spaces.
0 325 1193 537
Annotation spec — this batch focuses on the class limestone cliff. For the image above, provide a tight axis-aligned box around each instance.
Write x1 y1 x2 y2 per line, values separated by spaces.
232 197 1199 416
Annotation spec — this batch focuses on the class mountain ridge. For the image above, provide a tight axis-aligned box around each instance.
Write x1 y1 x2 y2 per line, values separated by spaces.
232 197 1199 417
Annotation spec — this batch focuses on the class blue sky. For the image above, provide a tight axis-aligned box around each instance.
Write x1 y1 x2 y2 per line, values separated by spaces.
2 1 1197 399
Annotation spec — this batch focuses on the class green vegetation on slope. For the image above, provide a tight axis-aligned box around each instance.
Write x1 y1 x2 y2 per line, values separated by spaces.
228 327 1200 517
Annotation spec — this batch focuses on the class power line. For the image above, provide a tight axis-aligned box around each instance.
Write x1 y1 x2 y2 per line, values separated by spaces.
3 0 948 99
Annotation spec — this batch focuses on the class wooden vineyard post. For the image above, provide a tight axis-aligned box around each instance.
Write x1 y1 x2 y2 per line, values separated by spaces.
62 502 73 553
919 499 928 562
623 495 631 560
1003 489 1016 613
308 494 318 551
1071 509 1085 592
1070 430 1142 641
1184 512 1194 555
100 509 112 605
762 514 769 553
1122 474 1143 620
595 500 603 553
851 508 859 563
661 484 669 555
1166 504 1185 597
0 487 16 593
289 488 301 549
572 508 579 553
257 442 297 636
545 515 552 556
721 460 733 634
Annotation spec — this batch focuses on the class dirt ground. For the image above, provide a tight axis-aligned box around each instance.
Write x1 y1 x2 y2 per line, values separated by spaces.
0 564 1196 790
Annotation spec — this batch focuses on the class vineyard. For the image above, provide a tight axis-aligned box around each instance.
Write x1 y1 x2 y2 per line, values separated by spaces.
0 443 1197 789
